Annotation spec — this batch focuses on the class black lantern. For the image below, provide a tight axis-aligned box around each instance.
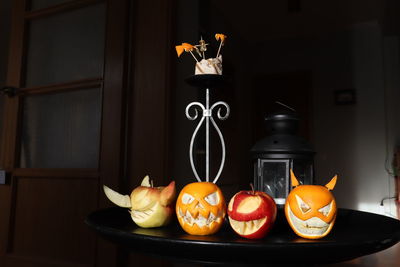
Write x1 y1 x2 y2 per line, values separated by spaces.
251 110 315 206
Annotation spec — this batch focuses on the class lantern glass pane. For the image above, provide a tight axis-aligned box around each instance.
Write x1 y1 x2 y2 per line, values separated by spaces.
260 160 289 201
292 159 313 185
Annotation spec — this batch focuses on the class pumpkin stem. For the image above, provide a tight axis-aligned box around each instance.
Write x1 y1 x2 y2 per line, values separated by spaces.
250 183 255 193
151 180 154 188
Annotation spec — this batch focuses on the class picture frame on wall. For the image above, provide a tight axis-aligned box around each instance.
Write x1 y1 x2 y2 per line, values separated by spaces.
334 89 356 105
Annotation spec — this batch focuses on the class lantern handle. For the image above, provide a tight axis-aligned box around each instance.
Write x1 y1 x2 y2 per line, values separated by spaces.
275 101 296 112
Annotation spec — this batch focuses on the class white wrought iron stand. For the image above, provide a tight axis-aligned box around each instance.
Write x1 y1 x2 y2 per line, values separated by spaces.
185 87 230 184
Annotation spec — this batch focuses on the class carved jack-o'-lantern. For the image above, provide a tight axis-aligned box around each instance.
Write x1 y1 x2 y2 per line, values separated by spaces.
285 170 337 239
176 182 226 235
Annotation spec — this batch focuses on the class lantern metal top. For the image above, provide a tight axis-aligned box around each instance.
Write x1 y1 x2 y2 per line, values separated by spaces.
251 109 314 158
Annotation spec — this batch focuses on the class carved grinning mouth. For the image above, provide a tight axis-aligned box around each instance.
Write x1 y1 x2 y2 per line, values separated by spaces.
228 217 267 235
178 208 221 227
288 205 330 236
129 201 160 224
130 208 155 221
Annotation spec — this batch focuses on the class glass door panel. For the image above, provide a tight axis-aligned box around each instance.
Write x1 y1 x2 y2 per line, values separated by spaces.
25 3 105 87
19 88 102 168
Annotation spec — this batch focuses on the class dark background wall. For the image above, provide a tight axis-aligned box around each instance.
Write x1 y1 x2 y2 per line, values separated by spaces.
0 0 399 218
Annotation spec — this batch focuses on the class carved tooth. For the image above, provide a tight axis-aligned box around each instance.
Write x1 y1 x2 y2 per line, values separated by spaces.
131 210 145 219
246 221 253 230
239 221 245 234
185 210 192 218
142 210 151 216
196 214 207 227
186 210 193 225
229 218 238 231
257 217 267 229
205 212 213 225
253 219 260 228
209 212 216 222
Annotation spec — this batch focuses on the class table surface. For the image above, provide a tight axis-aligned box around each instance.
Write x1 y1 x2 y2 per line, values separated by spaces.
85 207 400 265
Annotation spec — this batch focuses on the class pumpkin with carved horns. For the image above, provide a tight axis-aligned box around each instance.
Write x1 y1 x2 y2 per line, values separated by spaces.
285 170 338 239
176 182 226 235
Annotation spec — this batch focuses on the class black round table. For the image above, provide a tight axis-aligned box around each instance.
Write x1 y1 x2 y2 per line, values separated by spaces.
85 207 400 265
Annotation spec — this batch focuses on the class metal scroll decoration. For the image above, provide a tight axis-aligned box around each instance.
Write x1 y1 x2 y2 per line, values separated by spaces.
185 88 230 184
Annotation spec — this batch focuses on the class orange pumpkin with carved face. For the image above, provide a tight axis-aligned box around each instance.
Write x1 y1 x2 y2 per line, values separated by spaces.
176 182 226 235
285 170 338 239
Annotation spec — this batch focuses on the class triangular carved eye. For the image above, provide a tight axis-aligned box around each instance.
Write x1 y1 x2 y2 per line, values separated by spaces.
182 193 195 204
295 195 311 213
204 192 219 205
318 201 332 217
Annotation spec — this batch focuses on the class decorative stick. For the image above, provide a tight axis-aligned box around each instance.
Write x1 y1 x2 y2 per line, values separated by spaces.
189 50 199 63
216 43 222 58
215 33 227 58
181 43 199 62
194 46 202 58
176 43 200 63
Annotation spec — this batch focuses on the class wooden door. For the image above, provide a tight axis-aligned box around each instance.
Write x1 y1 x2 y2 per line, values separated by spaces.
0 1 129 267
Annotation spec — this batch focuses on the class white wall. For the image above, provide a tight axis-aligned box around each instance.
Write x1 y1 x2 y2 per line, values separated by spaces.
316 22 389 216
383 35 400 216
314 22 399 217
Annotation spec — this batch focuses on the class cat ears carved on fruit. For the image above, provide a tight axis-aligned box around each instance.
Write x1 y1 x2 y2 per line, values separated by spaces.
290 169 337 191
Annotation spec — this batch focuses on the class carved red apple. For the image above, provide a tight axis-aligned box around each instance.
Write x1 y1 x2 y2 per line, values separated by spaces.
228 188 277 239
